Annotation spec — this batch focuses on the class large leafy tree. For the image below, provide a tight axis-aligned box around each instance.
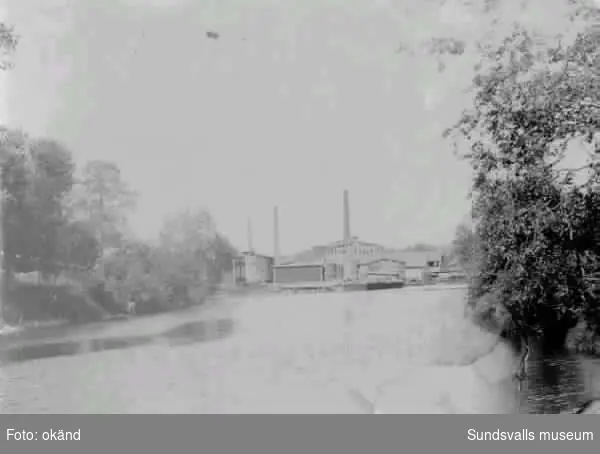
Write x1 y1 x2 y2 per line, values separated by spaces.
159 208 219 288
212 233 237 278
0 130 98 279
27 139 76 277
56 221 102 272
158 208 238 297
100 208 238 313
451 218 480 274
102 239 157 308
66 160 137 252
445 14 600 353
0 23 19 326
1 128 34 275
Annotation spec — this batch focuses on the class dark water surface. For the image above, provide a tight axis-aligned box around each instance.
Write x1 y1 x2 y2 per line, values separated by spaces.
522 354 600 413
1 288 598 413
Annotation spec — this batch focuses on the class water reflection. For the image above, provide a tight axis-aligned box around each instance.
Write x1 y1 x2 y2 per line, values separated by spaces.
523 354 598 413
0 318 235 365
161 319 234 346
1 289 599 413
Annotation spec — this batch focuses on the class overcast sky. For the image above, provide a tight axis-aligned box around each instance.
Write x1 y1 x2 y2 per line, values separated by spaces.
3 0 522 254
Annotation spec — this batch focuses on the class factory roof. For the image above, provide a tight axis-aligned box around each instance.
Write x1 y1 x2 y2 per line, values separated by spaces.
235 250 274 260
273 262 324 268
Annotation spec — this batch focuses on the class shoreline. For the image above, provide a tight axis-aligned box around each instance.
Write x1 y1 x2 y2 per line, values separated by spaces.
0 293 231 342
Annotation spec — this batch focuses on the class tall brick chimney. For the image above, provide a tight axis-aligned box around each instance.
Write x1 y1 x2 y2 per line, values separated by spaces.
247 217 254 253
273 206 280 265
343 189 351 242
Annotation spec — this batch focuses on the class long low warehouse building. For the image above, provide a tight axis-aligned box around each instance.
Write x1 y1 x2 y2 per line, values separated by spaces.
272 263 325 284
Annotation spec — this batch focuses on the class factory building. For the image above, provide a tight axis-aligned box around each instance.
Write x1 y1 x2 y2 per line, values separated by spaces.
233 189 445 287
232 219 274 285
232 251 274 285
358 258 406 283
272 263 325 284
271 189 411 285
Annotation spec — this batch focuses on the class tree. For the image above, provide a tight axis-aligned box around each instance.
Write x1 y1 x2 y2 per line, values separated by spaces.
403 243 440 252
27 139 76 278
445 14 600 360
101 239 157 309
67 160 137 252
0 130 95 281
0 132 76 277
159 208 218 285
451 218 480 274
56 221 102 271
0 128 35 275
393 0 597 122
100 207 238 314
0 23 18 326
158 208 238 296
0 22 18 70
212 233 238 278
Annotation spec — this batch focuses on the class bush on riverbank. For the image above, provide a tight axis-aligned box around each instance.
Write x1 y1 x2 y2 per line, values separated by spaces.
97 220 235 316
2 231 235 326
4 282 108 325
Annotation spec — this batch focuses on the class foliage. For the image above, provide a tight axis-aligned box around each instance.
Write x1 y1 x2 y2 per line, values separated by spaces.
100 209 238 315
446 18 600 345
1 127 237 323
402 243 440 252
0 130 94 278
450 219 480 274
56 221 102 271
0 20 239 325
7 282 107 324
0 22 18 70
66 160 138 251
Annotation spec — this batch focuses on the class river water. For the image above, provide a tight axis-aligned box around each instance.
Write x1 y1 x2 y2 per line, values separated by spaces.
1 286 598 413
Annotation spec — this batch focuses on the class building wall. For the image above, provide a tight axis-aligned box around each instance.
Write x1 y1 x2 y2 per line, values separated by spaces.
324 263 343 281
426 259 442 274
342 259 358 281
253 255 274 283
322 239 404 282
283 239 410 283
363 259 405 276
325 239 392 265
358 259 406 282
273 265 324 284
232 258 246 284
232 254 274 285
244 255 258 283
405 267 424 282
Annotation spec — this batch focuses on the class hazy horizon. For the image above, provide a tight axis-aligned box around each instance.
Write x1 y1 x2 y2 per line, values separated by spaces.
6 0 478 255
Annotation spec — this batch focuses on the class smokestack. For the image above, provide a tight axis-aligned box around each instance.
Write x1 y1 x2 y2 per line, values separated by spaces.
273 206 280 265
343 189 351 242
247 218 254 253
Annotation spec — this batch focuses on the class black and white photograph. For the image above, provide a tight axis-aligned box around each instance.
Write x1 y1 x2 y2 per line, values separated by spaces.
0 0 599 417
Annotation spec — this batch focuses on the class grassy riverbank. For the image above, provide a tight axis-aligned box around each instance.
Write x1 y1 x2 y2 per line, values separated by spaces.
1 280 217 336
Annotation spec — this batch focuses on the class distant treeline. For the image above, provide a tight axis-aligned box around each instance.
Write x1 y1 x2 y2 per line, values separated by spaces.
0 128 238 325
